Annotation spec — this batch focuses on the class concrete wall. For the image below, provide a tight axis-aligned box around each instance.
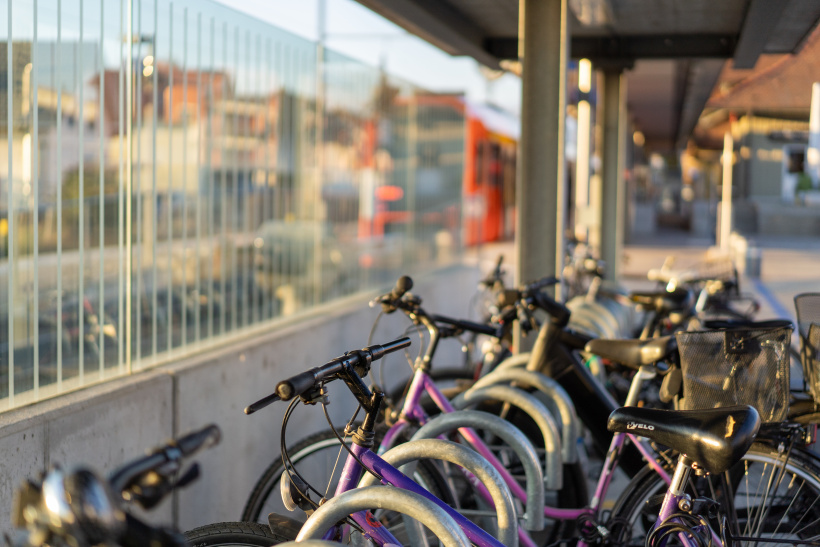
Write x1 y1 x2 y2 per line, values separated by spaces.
0 264 481 536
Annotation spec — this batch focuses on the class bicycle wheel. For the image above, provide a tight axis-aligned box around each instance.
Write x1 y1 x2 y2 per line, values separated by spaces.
184 521 291 546
609 443 820 546
240 429 456 538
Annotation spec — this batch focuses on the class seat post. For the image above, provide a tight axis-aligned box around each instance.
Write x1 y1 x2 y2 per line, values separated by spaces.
668 455 693 496
623 365 657 407
655 455 695 529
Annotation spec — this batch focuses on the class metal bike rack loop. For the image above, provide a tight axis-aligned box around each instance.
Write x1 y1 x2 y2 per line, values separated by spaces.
450 385 563 490
358 438 518 547
295 486 471 547
472 368 579 464
411 410 546 531
494 352 531 371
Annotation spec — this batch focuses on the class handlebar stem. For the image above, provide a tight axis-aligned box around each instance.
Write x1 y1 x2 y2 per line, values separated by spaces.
338 357 376 412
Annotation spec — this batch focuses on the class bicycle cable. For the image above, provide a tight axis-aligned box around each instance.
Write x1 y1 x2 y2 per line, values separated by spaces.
280 398 325 507
646 512 713 547
280 395 366 535
322 399 385 483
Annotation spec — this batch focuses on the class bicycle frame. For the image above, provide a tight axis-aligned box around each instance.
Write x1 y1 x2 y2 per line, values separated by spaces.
326 438 507 546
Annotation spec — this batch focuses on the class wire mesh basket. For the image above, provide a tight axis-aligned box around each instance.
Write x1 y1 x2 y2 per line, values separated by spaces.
795 293 820 402
676 323 793 422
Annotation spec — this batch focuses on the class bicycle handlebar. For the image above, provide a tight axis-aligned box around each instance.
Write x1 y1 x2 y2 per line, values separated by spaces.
534 291 571 327
431 315 500 338
479 255 505 288
371 276 415 313
108 424 221 495
525 276 560 293
244 337 412 414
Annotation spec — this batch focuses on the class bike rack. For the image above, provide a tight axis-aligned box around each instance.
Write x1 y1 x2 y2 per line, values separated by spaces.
473 368 579 464
358 438 518 546
295 486 471 547
450 385 563 490
494 353 531 371
410 409 546 531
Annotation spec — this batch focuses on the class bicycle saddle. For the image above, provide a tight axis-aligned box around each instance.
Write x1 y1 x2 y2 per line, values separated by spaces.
607 405 760 475
585 336 675 369
630 288 692 313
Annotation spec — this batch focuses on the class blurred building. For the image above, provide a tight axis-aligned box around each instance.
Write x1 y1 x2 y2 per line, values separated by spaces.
685 25 820 236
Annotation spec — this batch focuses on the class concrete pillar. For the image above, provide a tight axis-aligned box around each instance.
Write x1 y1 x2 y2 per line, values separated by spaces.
514 0 568 350
719 132 733 251
599 69 626 281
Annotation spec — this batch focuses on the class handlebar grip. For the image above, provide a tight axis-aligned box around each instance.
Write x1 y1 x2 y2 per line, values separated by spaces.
173 424 221 458
108 425 221 494
391 275 413 299
432 315 499 337
367 336 412 361
276 370 318 401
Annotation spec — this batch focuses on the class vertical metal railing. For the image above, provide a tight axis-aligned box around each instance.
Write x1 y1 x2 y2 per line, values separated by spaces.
0 0 466 411
78 0 85 384
165 1 173 355
150 0 158 361
7 0 14 407
98 0 105 379
32 0 40 397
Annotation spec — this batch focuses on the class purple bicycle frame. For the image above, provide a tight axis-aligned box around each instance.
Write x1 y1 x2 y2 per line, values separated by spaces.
377 367 676 547
650 482 717 547
324 442 506 546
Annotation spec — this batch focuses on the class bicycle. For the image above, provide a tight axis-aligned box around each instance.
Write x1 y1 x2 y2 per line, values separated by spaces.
7 425 223 547
598 321 820 546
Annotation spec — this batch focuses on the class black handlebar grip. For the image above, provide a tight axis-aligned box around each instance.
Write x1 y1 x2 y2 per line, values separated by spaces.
432 316 498 337
276 370 318 401
173 424 222 458
391 276 413 299
367 336 411 361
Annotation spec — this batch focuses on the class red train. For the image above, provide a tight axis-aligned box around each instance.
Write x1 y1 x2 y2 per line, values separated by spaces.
355 94 519 247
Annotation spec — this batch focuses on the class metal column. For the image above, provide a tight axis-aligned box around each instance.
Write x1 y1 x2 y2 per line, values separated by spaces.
599 69 626 280
515 0 568 350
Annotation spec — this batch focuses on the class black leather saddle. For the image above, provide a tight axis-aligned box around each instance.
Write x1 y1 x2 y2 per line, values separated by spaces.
630 288 692 314
608 406 760 475
585 336 676 369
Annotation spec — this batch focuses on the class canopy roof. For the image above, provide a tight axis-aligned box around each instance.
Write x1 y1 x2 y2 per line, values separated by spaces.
355 0 820 152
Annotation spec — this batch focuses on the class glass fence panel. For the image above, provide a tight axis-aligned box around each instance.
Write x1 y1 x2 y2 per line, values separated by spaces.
0 0 467 409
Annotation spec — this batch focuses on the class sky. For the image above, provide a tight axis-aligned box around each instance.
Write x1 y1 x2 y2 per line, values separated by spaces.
213 0 523 115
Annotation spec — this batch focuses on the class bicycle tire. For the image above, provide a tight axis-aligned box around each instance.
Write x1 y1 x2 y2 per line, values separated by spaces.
608 443 820 546
184 521 291 546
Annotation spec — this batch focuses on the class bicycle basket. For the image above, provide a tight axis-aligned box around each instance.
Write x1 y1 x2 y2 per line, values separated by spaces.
676 324 793 422
794 293 820 401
